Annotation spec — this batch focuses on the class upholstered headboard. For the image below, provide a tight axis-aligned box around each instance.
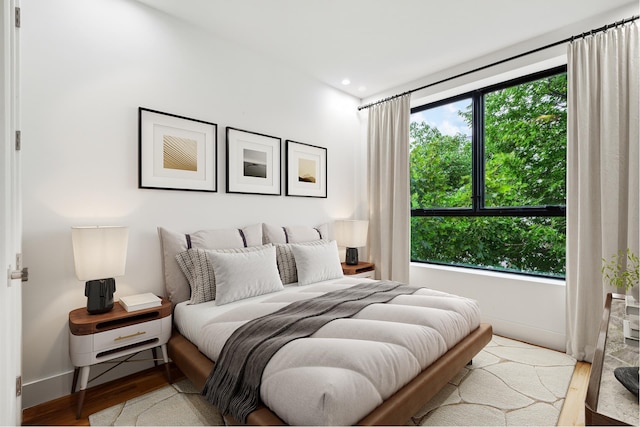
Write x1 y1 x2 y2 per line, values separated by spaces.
158 223 330 306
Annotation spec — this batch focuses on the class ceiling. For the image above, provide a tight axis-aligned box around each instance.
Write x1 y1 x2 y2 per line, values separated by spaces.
136 0 637 99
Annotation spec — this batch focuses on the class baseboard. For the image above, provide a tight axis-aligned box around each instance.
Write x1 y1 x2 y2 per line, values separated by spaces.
485 315 566 352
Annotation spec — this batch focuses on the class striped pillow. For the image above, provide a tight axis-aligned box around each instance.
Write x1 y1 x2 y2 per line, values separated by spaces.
275 240 328 284
176 244 272 304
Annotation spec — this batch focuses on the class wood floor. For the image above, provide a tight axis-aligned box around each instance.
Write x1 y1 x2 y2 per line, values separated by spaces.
22 364 185 426
22 361 592 426
557 361 591 426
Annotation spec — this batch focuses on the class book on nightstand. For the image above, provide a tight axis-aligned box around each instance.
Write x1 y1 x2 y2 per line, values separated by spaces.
119 293 162 312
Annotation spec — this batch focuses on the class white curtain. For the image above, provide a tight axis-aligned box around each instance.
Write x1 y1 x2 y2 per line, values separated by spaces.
367 95 411 283
566 22 639 362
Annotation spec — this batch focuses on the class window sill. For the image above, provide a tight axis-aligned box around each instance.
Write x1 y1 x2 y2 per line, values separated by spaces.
410 262 566 286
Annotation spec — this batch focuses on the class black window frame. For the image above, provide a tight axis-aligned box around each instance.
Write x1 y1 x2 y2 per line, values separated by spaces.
410 66 567 275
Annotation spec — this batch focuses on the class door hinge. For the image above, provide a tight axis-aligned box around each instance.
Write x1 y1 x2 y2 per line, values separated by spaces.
15 130 21 151
15 7 20 28
16 376 22 397
10 254 28 282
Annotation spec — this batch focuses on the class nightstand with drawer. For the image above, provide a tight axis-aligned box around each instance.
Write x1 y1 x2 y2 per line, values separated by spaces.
68 297 172 419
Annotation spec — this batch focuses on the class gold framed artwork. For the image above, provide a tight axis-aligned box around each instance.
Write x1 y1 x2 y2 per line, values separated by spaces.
138 107 217 192
285 140 327 198
226 127 281 196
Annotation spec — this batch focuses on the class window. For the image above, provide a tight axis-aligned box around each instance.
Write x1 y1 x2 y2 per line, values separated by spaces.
410 67 567 278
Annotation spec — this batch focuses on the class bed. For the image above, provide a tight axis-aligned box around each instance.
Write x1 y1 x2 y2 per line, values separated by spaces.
158 223 492 426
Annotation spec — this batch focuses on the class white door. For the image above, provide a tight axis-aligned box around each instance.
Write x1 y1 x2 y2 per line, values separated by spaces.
1 0 22 424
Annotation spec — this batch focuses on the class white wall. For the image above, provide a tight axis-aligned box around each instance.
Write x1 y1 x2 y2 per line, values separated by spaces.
361 3 638 353
20 0 363 408
363 3 639 108
410 264 566 350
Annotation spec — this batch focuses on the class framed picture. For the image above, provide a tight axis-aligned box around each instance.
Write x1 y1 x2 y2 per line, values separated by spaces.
286 140 327 198
226 127 281 195
138 107 217 192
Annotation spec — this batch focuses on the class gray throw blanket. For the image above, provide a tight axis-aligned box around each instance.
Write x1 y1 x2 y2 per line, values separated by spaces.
201 281 419 423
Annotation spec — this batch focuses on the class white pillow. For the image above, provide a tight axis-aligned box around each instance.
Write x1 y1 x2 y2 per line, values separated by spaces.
262 223 329 244
158 224 262 306
291 240 344 286
175 244 272 304
286 225 328 242
274 240 328 285
209 245 284 305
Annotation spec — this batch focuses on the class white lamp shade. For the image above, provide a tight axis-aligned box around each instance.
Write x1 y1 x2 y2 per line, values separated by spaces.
71 226 129 281
334 220 369 248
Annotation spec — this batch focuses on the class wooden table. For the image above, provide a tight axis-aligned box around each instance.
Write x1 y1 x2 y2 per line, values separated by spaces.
585 293 639 425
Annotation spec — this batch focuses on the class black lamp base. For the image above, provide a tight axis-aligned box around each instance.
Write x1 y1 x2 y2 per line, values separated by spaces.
85 278 116 314
345 247 359 265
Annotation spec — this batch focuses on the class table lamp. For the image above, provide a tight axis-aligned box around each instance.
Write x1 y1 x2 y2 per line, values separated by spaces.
71 226 129 314
335 220 368 265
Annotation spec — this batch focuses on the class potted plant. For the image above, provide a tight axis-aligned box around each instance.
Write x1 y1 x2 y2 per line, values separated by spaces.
602 248 639 302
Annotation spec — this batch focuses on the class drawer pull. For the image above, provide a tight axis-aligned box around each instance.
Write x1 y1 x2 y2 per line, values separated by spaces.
114 331 146 341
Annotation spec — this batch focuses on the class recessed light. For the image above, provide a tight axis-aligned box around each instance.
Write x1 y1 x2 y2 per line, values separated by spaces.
341 78 351 86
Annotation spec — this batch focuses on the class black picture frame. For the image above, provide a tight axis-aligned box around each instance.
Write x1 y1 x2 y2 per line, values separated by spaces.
138 107 217 192
226 127 282 196
285 140 327 198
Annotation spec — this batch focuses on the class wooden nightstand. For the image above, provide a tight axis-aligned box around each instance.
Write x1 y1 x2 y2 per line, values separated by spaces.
68 297 172 419
342 262 375 279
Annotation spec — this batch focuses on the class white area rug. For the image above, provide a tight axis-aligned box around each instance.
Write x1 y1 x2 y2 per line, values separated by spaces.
413 335 576 426
89 335 576 426
88 379 223 426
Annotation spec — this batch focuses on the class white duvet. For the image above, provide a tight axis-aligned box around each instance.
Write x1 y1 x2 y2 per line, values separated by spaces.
174 277 481 426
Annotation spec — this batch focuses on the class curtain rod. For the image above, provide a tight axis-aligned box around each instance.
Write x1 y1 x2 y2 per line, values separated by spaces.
357 14 639 111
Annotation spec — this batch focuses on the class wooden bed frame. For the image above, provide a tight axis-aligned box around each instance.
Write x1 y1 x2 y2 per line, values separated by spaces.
167 322 493 425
